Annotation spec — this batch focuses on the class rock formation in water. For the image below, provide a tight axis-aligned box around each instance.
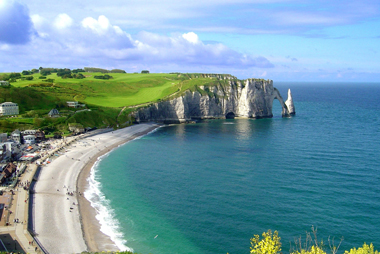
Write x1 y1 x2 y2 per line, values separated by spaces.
285 89 295 116
135 77 295 124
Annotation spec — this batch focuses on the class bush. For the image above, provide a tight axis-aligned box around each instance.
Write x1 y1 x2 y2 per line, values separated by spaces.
72 68 85 73
22 70 32 75
345 244 379 254
73 73 85 79
57 68 72 77
250 230 281 254
40 70 51 76
94 75 113 80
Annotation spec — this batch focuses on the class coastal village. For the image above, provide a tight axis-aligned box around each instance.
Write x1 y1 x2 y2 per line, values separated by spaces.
0 88 156 253
0 97 97 253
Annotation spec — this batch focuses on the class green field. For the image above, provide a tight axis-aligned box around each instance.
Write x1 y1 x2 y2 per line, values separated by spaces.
9 72 183 107
0 70 239 133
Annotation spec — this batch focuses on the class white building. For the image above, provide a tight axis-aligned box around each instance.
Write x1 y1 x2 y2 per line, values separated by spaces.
0 142 21 160
67 101 86 108
0 102 19 116
67 101 79 108
22 130 36 135
23 135 36 144
0 81 10 86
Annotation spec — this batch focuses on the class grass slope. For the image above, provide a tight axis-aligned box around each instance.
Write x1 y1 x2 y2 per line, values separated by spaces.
10 73 182 107
0 71 241 133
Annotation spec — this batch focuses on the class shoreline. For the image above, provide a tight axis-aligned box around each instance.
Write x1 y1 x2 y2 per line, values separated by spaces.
77 124 160 252
32 123 160 253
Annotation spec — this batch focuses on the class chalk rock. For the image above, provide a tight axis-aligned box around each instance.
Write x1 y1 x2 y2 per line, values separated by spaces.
135 78 295 123
284 89 295 116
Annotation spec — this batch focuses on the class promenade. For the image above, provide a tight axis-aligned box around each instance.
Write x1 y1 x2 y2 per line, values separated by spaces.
0 164 39 253
0 128 114 253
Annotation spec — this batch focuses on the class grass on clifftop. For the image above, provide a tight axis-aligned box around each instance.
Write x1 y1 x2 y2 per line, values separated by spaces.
5 72 237 108
0 71 239 133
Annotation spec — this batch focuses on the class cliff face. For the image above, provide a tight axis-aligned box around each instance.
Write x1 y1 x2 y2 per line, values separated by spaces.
135 79 295 123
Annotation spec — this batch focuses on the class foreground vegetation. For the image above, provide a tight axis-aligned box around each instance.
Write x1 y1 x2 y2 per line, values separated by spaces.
248 229 378 254
0 68 238 134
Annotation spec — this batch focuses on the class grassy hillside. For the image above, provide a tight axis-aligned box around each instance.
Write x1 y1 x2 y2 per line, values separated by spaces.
8 72 182 107
0 70 240 134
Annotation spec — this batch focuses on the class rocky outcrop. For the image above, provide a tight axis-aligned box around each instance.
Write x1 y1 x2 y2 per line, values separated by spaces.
135 78 295 123
285 89 295 116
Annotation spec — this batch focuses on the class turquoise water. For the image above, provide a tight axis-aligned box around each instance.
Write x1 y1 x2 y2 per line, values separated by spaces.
90 83 380 254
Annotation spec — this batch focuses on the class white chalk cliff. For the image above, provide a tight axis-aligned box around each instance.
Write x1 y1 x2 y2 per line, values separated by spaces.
135 78 295 123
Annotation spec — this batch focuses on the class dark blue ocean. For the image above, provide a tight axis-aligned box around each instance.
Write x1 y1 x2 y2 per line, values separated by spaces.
86 82 380 254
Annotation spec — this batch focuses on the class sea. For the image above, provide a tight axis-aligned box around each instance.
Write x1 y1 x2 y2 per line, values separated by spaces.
84 82 380 254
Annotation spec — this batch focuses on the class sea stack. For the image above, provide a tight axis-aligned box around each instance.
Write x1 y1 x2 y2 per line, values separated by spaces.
285 89 295 116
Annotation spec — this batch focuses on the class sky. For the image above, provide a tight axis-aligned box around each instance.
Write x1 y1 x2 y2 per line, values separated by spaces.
0 0 379 81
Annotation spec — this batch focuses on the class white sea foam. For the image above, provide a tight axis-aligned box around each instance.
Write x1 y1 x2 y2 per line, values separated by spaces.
84 155 132 252
83 125 161 252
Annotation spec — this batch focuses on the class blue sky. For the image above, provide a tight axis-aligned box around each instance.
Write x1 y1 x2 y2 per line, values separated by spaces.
0 0 379 81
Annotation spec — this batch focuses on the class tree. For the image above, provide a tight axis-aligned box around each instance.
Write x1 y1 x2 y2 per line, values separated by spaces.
22 70 32 75
40 70 51 76
250 230 282 254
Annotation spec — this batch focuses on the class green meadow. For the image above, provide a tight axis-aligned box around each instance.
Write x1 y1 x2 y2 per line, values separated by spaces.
10 72 182 107
0 70 237 134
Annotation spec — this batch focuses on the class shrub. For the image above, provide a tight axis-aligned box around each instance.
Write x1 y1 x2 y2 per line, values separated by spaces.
345 244 379 254
250 230 281 254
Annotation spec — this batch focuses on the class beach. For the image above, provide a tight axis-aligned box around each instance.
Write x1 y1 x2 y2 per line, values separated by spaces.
31 123 159 253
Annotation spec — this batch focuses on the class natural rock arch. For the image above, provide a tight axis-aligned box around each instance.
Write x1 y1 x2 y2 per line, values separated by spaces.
272 88 290 117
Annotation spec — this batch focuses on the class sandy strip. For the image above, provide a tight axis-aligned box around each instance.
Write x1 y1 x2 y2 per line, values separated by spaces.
32 123 160 253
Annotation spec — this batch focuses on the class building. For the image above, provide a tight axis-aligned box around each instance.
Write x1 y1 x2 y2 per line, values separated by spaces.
23 135 36 144
67 101 86 108
35 130 45 142
67 101 79 108
22 130 36 136
0 81 9 86
0 133 7 143
0 144 6 161
0 102 19 116
20 129 45 142
1 142 21 160
48 108 60 117
11 130 21 144
0 162 16 183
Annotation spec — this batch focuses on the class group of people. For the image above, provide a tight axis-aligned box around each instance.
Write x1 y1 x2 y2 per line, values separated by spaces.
18 180 30 190
13 218 22 223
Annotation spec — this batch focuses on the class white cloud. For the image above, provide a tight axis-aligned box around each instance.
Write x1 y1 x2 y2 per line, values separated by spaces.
31 14 45 29
18 14 273 70
82 15 123 35
54 13 73 29
182 32 200 44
